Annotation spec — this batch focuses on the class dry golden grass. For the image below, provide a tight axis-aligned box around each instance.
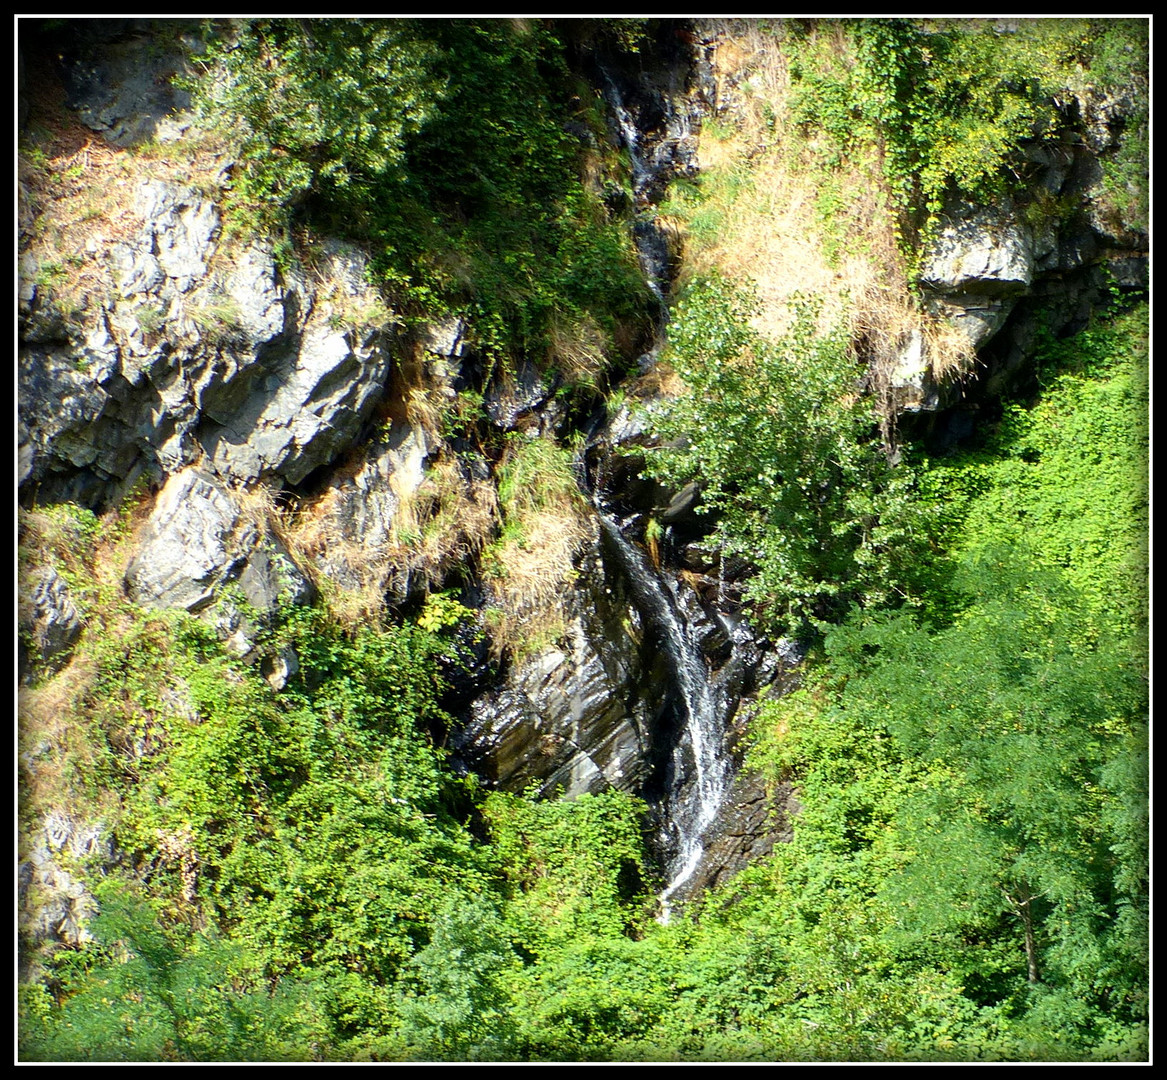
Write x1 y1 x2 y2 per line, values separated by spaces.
669 21 977 421
481 438 592 660
18 486 162 828
284 451 500 630
546 311 608 389
19 79 231 329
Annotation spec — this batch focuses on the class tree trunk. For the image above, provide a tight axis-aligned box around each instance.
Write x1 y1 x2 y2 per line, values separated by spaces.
1006 881 1040 984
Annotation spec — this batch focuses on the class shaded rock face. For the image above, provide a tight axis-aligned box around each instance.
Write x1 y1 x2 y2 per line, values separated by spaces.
19 567 84 683
451 524 671 799
46 18 198 147
19 166 396 507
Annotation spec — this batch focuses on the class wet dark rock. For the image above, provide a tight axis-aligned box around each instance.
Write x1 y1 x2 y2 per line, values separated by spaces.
672 770 798 904
484 360 555 431
451 527 670 799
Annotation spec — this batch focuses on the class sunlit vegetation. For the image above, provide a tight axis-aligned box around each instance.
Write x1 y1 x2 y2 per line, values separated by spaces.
19 16 1146 1063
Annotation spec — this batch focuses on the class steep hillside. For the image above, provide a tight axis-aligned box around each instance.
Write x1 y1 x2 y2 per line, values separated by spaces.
18 18 1147 1062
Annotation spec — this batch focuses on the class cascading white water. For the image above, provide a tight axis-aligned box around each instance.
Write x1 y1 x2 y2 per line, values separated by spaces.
595 66 728 916
597 515 731 918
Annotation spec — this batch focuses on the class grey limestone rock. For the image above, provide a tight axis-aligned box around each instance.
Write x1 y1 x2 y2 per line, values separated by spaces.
202 321 390 486
920 205 1035 299
19 170 400 502
125 467 312 619
919 205 1034 354
19 567 84 681
19 811 112 961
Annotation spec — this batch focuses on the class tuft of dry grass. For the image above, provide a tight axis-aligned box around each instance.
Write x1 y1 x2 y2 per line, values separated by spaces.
481 437 592 660
18 483 169 831
18 79 231 330
546 311 608 389
284 450 500 630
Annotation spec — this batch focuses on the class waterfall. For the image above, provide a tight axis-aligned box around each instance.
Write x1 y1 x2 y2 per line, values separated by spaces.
594 60 729 915
597 514 731 918
599 66 694 319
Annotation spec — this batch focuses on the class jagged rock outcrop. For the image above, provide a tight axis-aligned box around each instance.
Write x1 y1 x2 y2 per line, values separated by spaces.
18 567 84 682
19 165 398 507
18 811 112 976
125 468 313 654
920 202 1035 350
451 522 671 799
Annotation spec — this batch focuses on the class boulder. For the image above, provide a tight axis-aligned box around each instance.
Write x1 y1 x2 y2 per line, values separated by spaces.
125 467 312 620
920 204 1035 298
202 321 390 485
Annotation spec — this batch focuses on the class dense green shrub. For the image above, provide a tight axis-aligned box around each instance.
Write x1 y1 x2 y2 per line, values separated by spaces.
645 276 934 633
188 19 650 374
788 19 1149 243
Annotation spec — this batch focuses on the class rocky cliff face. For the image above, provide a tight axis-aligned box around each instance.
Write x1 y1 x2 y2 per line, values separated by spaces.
18 18 1147 949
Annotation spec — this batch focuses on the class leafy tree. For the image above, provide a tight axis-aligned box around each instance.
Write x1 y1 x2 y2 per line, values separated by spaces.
646 276 932 633
824 554 1148 1044
188 19 650 371
394 897 520 1060
190 20 443 214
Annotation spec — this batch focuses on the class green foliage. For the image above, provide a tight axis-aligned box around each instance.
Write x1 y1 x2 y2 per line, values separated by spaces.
188 19 650 374
485 788 650 945
646 276 934 633
917 305 1148 638
417 591 477 634
1076 20 1149 231
28 594 499 1055
509 935 679 1059
188 20 441 219
787 19 1148 244
394 897 520 1059
827 553 1147 1036
721 307 1149 1060
494 434 582 524
21 884 325 1061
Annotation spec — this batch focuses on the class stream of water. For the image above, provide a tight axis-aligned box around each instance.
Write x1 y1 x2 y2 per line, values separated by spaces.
597 515 731 918
595 66 728 916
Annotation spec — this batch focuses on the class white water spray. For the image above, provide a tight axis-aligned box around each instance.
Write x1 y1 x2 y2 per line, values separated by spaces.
598 515 731 919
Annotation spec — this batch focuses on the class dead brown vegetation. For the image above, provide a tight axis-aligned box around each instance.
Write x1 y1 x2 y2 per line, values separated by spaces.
665 21 975 432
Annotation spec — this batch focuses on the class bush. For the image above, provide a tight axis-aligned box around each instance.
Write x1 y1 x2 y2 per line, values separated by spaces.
646 276 933 633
